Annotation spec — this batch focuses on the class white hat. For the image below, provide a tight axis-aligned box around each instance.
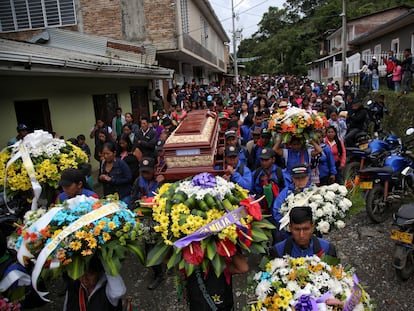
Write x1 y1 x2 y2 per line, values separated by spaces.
338 90 345 95
372 56 377 60
333 95 344 104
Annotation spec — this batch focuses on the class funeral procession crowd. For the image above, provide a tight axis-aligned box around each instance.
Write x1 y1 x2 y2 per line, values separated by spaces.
3 70 414 311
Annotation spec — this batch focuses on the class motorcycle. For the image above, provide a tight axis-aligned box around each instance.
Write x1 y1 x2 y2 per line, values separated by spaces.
358 128 414 223
391 203 414 280
343 132 401 187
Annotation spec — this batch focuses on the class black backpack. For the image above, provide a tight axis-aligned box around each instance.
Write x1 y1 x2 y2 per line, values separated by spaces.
253 166 285 190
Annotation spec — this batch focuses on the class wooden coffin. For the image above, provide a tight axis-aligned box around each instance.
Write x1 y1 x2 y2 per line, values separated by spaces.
157 110 223 180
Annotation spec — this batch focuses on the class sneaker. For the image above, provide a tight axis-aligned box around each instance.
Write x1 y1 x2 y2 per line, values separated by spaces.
147 275 165 290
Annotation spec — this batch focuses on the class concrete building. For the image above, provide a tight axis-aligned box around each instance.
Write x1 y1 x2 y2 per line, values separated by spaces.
0 0 229 159
307 6 412 83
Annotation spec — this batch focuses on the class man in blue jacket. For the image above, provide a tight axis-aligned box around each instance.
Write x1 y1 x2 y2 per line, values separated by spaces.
223 145 252 191
272 164 312 241
271 206 337 258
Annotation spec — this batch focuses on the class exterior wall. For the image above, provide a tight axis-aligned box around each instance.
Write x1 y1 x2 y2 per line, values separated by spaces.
328 7 411 54
143 0 177 50
0 75 148 168
356 25 414 57
78 0 123 40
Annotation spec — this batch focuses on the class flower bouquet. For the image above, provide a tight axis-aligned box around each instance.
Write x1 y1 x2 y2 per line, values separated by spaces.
279 184 352 234
268 107 329 143
0 130 88 208
0 298 20 311
248 255 374 311
140 173 275 277
15 195 145 300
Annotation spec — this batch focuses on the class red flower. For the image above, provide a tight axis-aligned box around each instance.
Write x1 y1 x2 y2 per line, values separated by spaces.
237 224 253 247
240 198 262 221
182 241 204 265
216 238 237 257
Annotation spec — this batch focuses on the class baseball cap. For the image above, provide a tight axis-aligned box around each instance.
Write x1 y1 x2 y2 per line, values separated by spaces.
207 95 213 102
291 164 309 178
139 158 155 172
261 128 272 137
218 112 230 119
150 116 159 123
279 101 288 108
225 145 239 157
16 124 28 132
225 130 237 139
59 168 85 187
259 147 275 160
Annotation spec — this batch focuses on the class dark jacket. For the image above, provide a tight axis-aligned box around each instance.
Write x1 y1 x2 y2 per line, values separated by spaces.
134 128 157 157
347 106 369 131
99 158 132 199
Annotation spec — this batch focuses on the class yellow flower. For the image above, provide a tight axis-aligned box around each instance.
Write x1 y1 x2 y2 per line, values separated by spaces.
75 231 86 239
277 288 292 301
70 241 82 251
98 220 106 229
108 222 116 230
52 229 63 239
102 232 111 242
158 183 172 197
87 237 97 249
81 249 93 256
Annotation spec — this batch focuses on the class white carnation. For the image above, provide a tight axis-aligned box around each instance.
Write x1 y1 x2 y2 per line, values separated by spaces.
255 280 272 301
316 220 330 233
335 220 346 229
314 208 324 218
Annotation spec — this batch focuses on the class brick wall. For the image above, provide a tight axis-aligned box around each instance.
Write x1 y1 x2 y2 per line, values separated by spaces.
81 0 123 40
143 0 176 45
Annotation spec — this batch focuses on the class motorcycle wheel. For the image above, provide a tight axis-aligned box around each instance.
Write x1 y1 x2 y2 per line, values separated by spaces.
366 184 388 223
396 252 414 281
343 162 360 189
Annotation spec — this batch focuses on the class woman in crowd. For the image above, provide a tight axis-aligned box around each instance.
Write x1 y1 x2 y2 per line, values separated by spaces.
324 126 346 184
93 128 114 163
99 142 132 204
117 134 140 181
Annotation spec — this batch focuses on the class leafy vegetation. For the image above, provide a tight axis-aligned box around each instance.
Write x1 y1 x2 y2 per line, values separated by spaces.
237 0 414 76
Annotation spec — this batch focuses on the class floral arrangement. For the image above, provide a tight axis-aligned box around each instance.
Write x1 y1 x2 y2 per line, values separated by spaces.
140 173 274 277
279 184 352 234
0 130 88 196
15 195 145 283
268 107 329 143
0 298 20 311
248 255 374 311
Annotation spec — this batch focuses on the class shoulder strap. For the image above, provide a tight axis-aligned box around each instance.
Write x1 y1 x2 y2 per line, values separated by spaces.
275 167 284 189
312 236 322 256
237 164 245 176
283 236 294 256
253 167 264 183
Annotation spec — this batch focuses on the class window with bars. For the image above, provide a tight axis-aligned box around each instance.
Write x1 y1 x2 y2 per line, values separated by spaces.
200 16 208 48
180 0 189 34
0 0 76 33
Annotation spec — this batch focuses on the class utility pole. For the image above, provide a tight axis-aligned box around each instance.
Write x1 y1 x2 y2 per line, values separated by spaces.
232 0 238 84
341 0 347 87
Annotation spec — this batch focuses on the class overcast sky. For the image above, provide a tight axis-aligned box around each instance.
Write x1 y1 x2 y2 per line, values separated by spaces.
210 0 286 49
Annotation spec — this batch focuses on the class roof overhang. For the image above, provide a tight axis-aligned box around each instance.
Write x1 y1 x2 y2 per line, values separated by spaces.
0 38 174 79
349 9 414 46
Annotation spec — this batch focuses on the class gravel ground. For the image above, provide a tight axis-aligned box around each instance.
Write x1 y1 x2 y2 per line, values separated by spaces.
328 207 414 311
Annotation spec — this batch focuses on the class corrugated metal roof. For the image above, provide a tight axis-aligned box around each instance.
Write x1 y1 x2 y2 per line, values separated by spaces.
46 28 108 56
0 38 174 79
